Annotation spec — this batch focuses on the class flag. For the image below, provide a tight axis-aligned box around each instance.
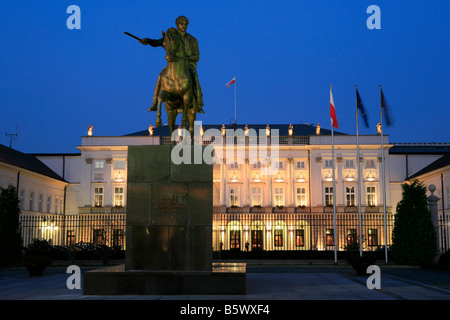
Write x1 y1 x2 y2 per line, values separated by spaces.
380 88 393 127
330 87 339 129
356 88 369 128
225 77 235 88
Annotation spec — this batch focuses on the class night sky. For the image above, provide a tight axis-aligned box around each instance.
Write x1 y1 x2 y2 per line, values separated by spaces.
1 1 449 153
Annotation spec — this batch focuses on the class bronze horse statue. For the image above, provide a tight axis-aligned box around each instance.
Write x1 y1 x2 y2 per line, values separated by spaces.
151 27 197 138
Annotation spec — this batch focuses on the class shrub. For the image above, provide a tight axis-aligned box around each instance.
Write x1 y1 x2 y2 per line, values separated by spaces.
392 180 437 265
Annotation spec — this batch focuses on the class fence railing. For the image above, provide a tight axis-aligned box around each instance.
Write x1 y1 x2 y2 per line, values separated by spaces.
19 211 450 255
20 213 126 249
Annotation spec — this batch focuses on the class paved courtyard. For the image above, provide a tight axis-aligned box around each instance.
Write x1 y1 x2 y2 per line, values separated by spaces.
1 261 450 301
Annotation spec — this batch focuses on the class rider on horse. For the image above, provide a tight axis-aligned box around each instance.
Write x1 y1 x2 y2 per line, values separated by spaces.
140 16 205 114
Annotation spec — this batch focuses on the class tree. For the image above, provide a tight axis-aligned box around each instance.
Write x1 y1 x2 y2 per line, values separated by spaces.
0 185 23 266
392 179 437 265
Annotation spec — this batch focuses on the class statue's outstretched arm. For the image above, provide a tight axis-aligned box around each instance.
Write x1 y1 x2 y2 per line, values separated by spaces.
140 38 164 47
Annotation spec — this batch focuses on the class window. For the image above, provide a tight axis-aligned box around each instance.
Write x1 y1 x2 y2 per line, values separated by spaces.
67 230 75 246
324 159 333 168
344 159 355 168
367 186 376 206
325 187 333 206
94 187 104 207
230 162 239 169
60 198 63 214
274 187 285 207
114 187 124 207
346 186 355 206
230 230 240 249
347 229 357 246
93 229 105 245
252 230 263 249
368 229 378 246
114 160 125 170
113 229 124 248
229 187 240 207
296 187 307 207
251 187 262 207
55 196 58 214
251 162 261 169
20 190 25 210
326 229 334 246
366 159 376 168
296 161 305 169
274 229 283 247
38 194 43 212
296 229 305 247
94 160 104 169
29 192 34 211
275 161 284 170
47 195 51 213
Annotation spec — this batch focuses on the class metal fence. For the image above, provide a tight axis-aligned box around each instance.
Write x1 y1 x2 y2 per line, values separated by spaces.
18 211 449 255
212 212 395 252
19 213 126 249
439 213 450 253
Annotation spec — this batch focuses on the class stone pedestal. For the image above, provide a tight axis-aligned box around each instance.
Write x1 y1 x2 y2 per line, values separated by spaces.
83 145 245 295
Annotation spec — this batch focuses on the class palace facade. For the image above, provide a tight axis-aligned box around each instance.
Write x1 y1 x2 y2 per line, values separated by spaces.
2 123 449 254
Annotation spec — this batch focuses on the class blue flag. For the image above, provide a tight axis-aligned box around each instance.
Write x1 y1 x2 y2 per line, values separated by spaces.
380 88 393 127
356 88 369 128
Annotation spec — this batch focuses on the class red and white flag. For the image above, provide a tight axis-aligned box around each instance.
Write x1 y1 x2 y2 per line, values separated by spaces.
226 77 236 88
330 87 339 129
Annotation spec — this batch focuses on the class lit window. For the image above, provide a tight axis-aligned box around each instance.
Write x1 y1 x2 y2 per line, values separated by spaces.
251 187 262 207
274 229 283 247
94 160 104 169
326 229 334 246
274 187 285 207
229 187 240 207
367 186 376 206
296 187 307 207
346 186 355 206
114 187 124 207
347 229 357 246
296 229 305 247
325 187 333 206
368 229 378 246
94 187 104 207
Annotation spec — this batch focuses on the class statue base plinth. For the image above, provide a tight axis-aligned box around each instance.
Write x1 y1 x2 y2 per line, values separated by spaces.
83 263 246 295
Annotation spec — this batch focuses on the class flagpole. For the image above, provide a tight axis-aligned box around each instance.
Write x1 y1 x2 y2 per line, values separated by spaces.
356 85 363 257
331 85 337 265
234 74 237 125
379 85 388 264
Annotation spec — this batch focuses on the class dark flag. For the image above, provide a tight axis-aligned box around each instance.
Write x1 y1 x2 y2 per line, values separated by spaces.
356 88 369 128
380 88 394 127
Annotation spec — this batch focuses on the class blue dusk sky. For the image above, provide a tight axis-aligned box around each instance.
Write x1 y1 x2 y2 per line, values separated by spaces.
0 0 449 153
